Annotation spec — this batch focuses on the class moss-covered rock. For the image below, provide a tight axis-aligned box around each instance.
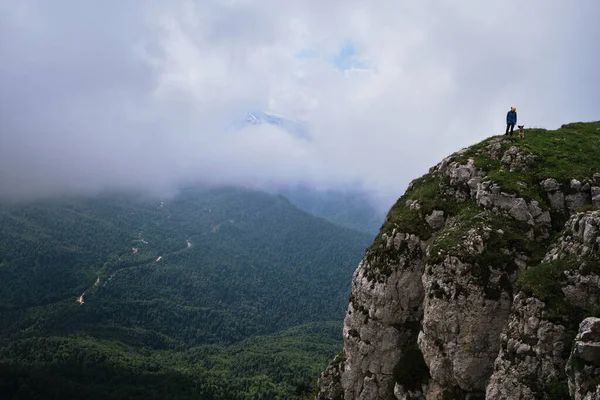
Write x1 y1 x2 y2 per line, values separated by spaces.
317 121 600 400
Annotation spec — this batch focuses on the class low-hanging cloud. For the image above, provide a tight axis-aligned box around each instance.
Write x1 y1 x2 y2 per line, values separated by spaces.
1 0 599 206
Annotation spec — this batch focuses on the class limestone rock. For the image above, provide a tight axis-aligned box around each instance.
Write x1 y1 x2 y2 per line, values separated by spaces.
540 178 593 213
394 384 426 400
319 208 600 399
573 318 600 366
486 292 567 400
500 146 536 172
419 224 515 395
487 211 600 400
543 210 600 264
508 198 532 222
540 178 567 210
563 271 600 310
332 232 427 400
484 138 505 160
567 318 600 400
548 191 566 210
317 353 345 400
447 159 482 187
528 200 543 218
425 210 445 230
566 192 591 213
430 157 486 190
406 199 421 211
475 184 551 235
541 178 561 192
535 211 552 225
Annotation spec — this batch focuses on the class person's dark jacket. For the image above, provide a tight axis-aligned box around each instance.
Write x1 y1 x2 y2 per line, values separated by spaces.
506 110 517 124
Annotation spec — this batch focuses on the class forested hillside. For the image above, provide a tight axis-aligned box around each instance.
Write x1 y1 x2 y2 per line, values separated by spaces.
273 185 386 235
0 186 372 399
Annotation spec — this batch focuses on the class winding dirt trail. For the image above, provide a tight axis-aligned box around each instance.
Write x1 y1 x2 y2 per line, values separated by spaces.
76 239 193 305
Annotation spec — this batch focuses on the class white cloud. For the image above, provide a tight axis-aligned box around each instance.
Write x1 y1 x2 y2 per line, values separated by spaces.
0 0 599 205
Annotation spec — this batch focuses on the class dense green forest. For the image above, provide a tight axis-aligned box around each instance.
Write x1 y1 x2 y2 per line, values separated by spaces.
0 186 372 399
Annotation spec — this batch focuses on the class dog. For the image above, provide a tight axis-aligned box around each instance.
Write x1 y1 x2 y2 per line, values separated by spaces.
517 125 524 139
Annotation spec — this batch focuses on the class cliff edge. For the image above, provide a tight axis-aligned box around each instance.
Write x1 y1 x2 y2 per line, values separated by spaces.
317 121 600 400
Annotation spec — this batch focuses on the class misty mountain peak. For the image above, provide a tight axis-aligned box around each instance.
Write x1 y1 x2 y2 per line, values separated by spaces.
244 110 311 140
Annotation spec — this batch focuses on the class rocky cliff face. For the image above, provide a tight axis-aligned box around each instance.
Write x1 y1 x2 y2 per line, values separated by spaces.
567 317 600 400
316 122 600 400
486 210 600 399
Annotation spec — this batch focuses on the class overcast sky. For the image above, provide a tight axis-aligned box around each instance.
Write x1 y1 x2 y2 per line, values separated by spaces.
1 0 599 207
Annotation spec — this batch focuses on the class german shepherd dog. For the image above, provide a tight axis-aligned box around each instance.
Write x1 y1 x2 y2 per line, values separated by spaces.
517 125 525 139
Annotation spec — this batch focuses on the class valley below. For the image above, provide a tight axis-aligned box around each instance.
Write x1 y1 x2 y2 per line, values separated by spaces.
0 186 373 399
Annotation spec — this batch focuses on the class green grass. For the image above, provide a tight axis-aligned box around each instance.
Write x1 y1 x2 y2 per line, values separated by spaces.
459 121 600 181
515 256 600 330
381 175 445 238
527 122 600 181
365 174 467 269
516 211 600 323
515 259 575 318
371 121 600 250
365 120 600 301
426 206 487 265
368 121 600 265
456 121 600 202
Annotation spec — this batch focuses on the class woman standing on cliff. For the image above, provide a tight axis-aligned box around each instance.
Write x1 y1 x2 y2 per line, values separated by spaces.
505 106 517 135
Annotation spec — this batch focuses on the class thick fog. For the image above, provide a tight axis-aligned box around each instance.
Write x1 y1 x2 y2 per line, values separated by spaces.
1 0 599 206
